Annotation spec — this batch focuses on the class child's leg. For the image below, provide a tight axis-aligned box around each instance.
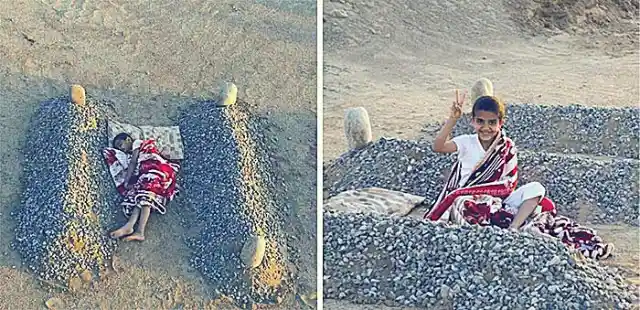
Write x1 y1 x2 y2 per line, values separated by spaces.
110 207 141 238
503 182 546 230
509 198 540 229
125 205 151 241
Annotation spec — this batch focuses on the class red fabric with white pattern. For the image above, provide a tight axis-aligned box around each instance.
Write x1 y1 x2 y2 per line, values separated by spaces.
425 130 518 221
103 139 179 216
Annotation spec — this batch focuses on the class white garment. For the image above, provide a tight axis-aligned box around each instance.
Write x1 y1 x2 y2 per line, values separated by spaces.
451 134 488 187
451 134 546 211
503 182 545 213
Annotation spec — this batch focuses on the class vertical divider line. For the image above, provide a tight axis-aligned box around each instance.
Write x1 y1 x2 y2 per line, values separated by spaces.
316 0 324 308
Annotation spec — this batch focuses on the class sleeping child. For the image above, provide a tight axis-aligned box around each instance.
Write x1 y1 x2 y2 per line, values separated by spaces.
103 133 180 241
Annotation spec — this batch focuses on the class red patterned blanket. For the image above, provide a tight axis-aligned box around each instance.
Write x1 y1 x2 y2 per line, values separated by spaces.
103 139 180 216
425 131 613 260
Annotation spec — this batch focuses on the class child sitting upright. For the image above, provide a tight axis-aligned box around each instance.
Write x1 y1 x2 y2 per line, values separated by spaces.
426 91 551 229
423 89 613 260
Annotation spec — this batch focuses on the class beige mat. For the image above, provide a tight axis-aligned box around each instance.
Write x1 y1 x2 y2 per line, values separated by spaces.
324 187 425 217
107 120 185 160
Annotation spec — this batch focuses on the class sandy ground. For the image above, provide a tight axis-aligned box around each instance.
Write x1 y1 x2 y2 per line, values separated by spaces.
0 1 316 309
323 0 639 308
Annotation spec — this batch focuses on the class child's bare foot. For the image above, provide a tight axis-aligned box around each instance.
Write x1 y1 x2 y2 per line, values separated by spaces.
110 227 133 239
124 233 145 242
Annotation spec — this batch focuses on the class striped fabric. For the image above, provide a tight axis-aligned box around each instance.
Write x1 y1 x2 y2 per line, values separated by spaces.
425 130 518 221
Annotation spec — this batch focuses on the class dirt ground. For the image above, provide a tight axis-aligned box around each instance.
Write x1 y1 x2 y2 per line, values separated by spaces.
0 1 316 309
323 0 639 308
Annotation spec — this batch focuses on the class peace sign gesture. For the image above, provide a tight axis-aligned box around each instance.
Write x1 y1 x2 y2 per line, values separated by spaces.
450 89 466 120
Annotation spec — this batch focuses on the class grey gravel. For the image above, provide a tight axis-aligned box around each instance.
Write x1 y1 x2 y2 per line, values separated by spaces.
323 211 638 309
324 139 639 226
179 100 289 308
421 104 640 159
14 97 119 285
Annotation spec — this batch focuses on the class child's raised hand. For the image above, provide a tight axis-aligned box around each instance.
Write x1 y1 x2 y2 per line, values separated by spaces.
450 89 466 120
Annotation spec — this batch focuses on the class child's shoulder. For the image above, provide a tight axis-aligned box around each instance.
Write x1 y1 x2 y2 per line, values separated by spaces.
132 138 151 150
452 134 477 143
133 138 161 151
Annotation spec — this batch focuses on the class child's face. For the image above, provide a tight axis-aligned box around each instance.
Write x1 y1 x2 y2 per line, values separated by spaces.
115 138 133 153
471 110 503 142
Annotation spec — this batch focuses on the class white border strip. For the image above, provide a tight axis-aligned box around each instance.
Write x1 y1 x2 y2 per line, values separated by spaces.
316 0 324 308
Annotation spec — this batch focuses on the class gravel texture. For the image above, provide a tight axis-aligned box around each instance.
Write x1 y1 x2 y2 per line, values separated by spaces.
421 104 640 159
179 100 289 308
323 103 639 309
324 139 639 226
324 211 638 310
14 96 119 286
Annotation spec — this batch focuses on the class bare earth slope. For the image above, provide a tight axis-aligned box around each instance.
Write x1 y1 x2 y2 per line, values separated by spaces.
324 0 638 159
323 0 638 308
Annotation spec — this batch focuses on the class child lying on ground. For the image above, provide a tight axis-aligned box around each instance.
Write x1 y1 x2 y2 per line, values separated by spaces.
104 133 180 242
425 91 613 259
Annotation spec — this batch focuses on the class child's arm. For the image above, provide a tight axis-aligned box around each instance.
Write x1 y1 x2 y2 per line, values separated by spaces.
433 90 466 153
432 118 459 153
123 149 140 187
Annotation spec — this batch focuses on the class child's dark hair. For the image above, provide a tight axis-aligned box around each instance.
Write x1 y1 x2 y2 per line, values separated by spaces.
472 96 505 120
112 132 132 147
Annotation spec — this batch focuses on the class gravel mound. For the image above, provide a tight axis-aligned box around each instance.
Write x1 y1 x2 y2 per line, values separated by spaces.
324 211 638 309
422 104 640 159
324 138 639 225
179 100 289 308
15 96 119 285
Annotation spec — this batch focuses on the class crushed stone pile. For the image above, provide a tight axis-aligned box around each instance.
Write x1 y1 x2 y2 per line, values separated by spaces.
324 211 638 309
422 104 639 159
179 100 290 308
14 96 119 285
324 138 639 225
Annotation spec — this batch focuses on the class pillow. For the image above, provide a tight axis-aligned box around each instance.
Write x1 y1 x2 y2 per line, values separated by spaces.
324 187 425 217
107 120 143 146
139 125 185 160
107 120 185 160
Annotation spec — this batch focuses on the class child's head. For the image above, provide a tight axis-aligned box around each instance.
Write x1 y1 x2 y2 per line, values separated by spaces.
471 96 505 142
113 132 134 153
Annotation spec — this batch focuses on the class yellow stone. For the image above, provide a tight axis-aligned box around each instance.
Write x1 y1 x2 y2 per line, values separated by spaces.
300 291 318 307
216 82 237 107
70 85 86 106
240 235 266 268
79 269 92 283
45 297 64 310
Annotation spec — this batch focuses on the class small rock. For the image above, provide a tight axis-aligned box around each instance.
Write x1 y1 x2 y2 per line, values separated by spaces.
240 235 267 268
70 84 85 105
111 256 123 273
79 269 92 283
216 82 238 107
45 297 64 310
68 276 83 292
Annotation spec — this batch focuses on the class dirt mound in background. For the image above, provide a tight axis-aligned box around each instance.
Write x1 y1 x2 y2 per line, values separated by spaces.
507 0 638 32
506 0 638 49
323 0 523 52
324 0 639 53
